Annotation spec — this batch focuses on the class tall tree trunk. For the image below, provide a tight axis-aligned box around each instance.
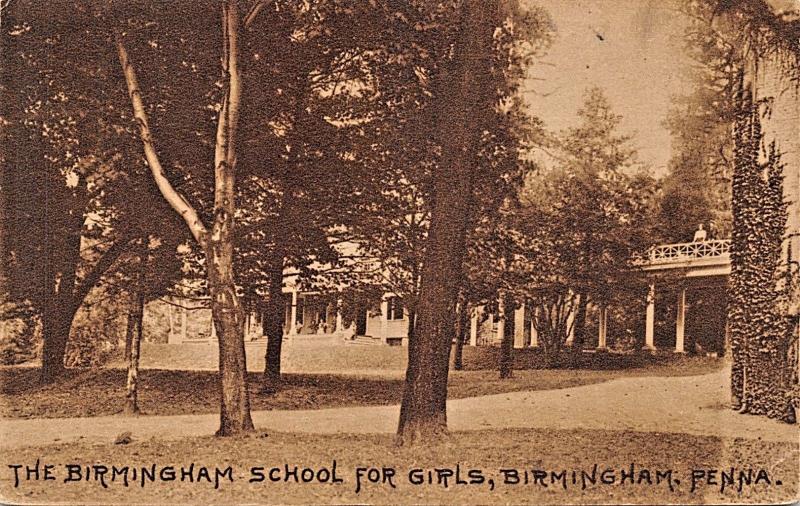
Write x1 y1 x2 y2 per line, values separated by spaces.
499 293 515 379
39 214 81 384
567 291 588 368
453 299 468 371
209 0 253 436
728 74 793 422
0 168 8 299
262 242 286 391
207 235 253 435
40 301 77 383
124 298 135 360
116 0 253 435
572 290 588 350
397 0 500 444
125 286 145 415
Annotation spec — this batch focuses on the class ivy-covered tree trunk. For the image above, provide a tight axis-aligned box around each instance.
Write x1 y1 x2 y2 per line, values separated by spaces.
728 80 794 422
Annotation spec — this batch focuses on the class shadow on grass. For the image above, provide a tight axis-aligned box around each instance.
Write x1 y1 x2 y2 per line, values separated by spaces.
0 353 723 419
0 368 405 419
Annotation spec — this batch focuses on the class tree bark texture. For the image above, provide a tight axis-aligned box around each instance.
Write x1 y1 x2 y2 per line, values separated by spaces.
396 0 501 444
115 0 254 435
40 302 76 383
453 301 469 371
499 294 515 379
124 298 135 360
125 287 145 415
262 241 286 390
208 0 253 436
572 290 588 350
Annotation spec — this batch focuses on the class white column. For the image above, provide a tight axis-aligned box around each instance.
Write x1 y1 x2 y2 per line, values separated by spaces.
675 288 686 353
644 282 656 350
289 289 298 336
335 298 343 334
597 305 608 350
380 298 389 344
181 307 188 342
469 309 478 346
513 306 525 348
496 297 505 345
530 307 539 347
565 308 575 346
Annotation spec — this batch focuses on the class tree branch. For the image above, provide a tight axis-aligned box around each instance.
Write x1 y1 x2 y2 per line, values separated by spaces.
72 238 132 313
243 0 267 28
115 30 209 246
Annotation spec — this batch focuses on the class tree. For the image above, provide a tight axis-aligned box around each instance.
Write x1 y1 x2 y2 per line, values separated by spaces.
101 230 184 414
124 246 146 415
660 0 742 243
498 291 516 379
515 88 659 364
452 293 470 371
0 9 149 382
113 0 256 435
690 0 799 423
232 0 392 390
396 0 541 443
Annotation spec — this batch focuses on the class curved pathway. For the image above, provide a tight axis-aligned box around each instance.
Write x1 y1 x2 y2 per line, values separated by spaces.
1 368 797 449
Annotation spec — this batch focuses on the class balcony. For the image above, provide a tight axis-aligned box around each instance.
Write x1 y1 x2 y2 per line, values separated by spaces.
647 239 731 264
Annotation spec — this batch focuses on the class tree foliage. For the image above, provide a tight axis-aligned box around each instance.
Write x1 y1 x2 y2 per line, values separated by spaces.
661 0 741 241
0 5 188 381
514 88 659 362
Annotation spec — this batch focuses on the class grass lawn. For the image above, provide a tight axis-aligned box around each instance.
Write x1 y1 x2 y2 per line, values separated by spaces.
0 349 723 419
121 342 725 374
1 428 796 504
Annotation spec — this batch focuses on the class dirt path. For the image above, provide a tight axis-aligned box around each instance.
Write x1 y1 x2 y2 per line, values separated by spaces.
1 368 796 449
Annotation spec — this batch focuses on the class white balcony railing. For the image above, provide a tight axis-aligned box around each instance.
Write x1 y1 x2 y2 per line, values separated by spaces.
647 239 731 264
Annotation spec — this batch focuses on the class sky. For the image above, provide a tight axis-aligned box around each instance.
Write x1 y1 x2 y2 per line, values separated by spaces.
524 0 694 175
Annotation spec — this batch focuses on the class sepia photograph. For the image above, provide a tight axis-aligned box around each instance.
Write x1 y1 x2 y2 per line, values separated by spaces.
0 0 798 504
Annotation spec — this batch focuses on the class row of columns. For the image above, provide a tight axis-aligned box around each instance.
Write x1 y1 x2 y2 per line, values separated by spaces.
644 282 687 353
465 284 689 352
281 283 690 349
285 288 345 336
467 305 581 349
